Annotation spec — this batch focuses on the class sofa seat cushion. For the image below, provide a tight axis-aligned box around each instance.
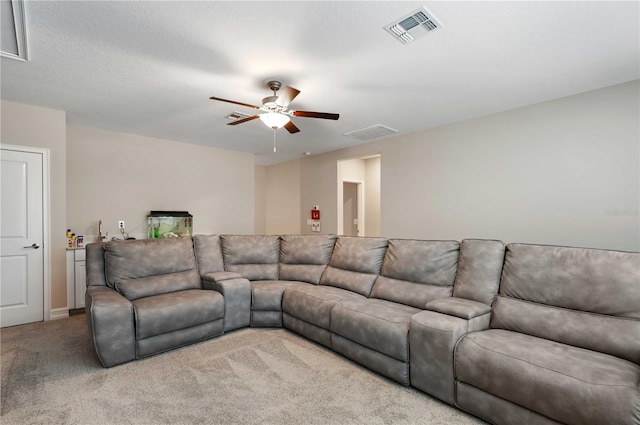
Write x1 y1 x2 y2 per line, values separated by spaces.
251 280 309 311
133 289 224 340
282 285 366 329
331 299 421 362
455 329 640 425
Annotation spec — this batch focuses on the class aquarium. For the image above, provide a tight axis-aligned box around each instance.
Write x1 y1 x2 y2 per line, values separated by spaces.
147 211 193 238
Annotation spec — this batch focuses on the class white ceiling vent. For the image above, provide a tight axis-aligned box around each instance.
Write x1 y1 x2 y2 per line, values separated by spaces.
225 111 252 121
384 6 442 45
344 124 398 141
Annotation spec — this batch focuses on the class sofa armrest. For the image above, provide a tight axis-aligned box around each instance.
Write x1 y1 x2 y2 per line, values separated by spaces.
425 297 491 320
409 309 491 405
201 271 242 284
85 286 136 367
202 276 250 331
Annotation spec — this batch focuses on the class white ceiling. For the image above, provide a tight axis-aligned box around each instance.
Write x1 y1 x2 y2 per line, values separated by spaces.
1 1 638 165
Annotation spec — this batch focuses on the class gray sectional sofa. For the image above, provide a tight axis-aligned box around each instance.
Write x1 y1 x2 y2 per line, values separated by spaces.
85 235 640 425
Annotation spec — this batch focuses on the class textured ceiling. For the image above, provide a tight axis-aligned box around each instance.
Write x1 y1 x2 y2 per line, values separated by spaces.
1 1 639 165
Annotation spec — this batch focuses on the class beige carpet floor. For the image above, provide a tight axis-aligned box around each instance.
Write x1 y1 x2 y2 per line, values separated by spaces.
1 314 485 425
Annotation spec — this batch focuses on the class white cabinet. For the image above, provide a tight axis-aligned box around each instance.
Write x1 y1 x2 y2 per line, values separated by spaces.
66 248 86 309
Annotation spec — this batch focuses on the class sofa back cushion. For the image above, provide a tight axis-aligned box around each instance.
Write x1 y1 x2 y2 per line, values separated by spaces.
104 237 200 299
371 239 459 308
116 269 201 301
220 235 280 281
452 239 505 306
320 236 388 296
491 243 640 364
193 235 225 275
86 242 107 286
279 234 337 284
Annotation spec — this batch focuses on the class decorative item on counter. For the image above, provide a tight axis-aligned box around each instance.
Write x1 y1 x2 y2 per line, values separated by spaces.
77 235 84 248
98 219 108 242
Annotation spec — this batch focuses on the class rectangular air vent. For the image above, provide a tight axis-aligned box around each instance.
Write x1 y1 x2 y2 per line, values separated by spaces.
344 124 398 141
384 6 442 45
225 111 252 121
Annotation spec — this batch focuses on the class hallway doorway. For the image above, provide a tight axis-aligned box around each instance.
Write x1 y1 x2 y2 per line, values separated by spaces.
337 155 380 236
343 181 361 236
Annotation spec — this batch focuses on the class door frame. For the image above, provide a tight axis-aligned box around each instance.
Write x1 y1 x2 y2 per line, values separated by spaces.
1 143 51 321
338 180 364 236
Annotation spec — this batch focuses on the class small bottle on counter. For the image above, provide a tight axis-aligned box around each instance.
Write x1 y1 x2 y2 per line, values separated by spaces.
77 235 84 248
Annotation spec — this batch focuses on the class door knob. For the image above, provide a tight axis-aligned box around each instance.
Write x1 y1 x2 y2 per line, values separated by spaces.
23 243 40 249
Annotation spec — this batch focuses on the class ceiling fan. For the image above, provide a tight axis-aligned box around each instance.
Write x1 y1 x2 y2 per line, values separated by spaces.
209 80 339 134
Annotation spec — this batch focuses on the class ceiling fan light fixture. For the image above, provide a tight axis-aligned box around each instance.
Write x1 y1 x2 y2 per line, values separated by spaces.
210 81 338 137
260 112 290 129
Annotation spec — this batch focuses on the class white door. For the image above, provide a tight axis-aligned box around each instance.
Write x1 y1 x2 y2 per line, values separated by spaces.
1 148 44 327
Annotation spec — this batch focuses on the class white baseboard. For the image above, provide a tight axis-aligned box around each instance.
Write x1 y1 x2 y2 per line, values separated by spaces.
50 307 69 321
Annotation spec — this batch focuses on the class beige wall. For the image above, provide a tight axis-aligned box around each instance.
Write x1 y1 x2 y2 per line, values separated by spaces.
294 80 639 251
67 125 255 241
254 165 267 235
380 80 639 251
1 101 68 309
365 156 381 237
299 141 386 235
264 159 301 235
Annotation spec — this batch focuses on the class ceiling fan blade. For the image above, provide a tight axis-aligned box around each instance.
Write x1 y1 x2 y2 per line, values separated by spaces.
284 121 300 134
209 96 260 110
227 115 260 125
292 110 339 120
276 86 300 107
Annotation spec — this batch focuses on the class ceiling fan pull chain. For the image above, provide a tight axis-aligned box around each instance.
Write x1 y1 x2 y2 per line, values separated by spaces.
273 129 277 152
